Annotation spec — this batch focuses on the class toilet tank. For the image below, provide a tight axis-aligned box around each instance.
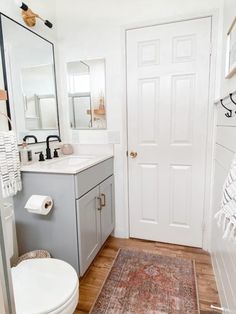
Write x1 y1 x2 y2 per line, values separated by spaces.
2 203 14 259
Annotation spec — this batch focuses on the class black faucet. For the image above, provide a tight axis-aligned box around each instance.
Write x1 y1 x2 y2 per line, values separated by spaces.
23 135 38 143
46 135 61 159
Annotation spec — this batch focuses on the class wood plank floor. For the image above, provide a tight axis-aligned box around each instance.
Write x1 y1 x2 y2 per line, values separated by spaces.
74 237 221 314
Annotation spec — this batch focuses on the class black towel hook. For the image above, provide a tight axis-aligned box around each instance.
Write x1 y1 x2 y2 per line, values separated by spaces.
220 99 232 118
230 93 236 105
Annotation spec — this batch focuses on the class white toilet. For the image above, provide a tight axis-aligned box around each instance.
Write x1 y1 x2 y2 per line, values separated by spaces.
4 204 79 314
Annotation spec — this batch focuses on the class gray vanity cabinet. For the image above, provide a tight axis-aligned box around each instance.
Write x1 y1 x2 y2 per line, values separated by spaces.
100 176 115 245
77 186 101 276
77 175 114 276
14 158 114 276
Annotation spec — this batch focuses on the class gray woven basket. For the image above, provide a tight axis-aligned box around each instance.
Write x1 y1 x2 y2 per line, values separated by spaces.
13 250 51 267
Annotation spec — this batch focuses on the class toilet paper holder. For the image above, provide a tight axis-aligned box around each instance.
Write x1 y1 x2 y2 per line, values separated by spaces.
25 195 53 215
45 201 52 209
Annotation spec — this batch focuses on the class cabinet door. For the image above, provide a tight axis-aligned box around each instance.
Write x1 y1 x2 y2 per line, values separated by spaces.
100 175 115 245
77 186 101 276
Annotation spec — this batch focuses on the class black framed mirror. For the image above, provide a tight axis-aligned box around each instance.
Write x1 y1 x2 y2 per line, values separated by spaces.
0 13 60 144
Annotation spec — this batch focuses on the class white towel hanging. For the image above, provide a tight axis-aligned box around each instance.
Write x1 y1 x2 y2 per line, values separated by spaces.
0 130 22 198
215 154 236 242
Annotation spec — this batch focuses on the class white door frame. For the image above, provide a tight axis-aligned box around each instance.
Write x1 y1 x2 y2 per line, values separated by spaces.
121 10 221 251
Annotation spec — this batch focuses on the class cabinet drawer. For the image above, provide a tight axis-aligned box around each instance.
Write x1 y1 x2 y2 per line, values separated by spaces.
75 157 113 199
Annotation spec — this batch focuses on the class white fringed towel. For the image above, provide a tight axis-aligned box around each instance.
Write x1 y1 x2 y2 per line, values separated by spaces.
0 131 22 198
215 155 236 241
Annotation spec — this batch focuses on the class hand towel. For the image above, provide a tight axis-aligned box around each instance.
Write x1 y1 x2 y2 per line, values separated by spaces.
0 131 22 198
215 155 236 241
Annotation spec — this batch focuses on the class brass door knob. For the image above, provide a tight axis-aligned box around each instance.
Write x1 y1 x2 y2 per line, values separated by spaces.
130 151 138 158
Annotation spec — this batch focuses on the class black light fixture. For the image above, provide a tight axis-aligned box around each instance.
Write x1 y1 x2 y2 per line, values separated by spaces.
15 0 53 29
16 1 28 11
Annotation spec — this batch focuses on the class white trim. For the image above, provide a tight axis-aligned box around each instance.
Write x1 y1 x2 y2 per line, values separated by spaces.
202 11 221 251
122 10 221 249
225 17 236 79
0 201 16 313
118 25 130 238
122 9 219 31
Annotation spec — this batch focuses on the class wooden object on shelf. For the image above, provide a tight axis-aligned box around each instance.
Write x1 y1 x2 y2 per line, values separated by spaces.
94 106 106 115
87 107 106 116
94 96 106 115
0 89 7 101
86 96 106 116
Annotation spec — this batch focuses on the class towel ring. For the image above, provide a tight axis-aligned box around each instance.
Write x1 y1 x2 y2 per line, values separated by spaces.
0 111 12 128
230 93 236 105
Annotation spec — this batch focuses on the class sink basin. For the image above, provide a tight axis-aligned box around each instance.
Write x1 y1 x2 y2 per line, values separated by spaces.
21 154 113 174
47 156 94 168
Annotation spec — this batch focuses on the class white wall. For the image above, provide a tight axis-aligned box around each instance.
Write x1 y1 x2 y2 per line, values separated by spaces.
56 0 224 238
211 0 236 312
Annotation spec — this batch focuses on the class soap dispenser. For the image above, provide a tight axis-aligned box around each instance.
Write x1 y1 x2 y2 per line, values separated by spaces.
19 142 32 165
19 142 28 165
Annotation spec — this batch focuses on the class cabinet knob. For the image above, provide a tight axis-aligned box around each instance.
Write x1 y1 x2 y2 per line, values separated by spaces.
130 151 138 159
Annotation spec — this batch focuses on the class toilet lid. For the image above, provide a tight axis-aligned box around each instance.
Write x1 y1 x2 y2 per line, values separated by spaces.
11 258 78 314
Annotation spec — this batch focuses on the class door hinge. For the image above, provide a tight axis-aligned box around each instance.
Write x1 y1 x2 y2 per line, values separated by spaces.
126 150 128 157
202 222 206 234
209 43 212 56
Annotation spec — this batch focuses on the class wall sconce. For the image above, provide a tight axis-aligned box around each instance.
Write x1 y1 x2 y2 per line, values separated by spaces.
15 0 53 29
0 89 7 101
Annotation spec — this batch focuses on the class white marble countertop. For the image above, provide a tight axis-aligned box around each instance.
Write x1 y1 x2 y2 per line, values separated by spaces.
20 154 113 174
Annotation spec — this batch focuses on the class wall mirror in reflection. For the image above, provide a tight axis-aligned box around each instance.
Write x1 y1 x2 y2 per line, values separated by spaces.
67 58 107 129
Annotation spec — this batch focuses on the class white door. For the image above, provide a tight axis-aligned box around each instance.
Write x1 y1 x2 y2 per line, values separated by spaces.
127 17 212 247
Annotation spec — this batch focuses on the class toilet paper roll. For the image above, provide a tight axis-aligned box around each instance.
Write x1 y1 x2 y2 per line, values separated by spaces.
24 195 53 215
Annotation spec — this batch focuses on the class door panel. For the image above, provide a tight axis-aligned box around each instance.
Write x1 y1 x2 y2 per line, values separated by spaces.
138 78 159 144
140 164 159 223
169 165 192 227
170 74 195 144
100 176 115 245
77 186 100 276
127 17 212 247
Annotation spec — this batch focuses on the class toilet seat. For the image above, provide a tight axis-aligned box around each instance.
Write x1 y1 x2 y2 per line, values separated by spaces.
11 258 79 314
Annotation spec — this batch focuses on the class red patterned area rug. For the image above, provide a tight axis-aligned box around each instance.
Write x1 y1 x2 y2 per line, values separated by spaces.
90 248 200 314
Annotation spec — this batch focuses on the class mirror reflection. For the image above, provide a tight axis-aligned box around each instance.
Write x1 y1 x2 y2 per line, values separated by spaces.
21 65 57 130
67 59 107 129
0 49 8 131
0 14 59 143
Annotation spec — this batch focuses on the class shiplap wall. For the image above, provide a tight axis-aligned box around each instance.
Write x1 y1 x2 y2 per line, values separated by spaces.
212 109 236 313
211 1 236 313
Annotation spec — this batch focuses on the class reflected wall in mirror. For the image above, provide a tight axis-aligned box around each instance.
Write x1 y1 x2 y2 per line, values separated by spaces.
0 48 9 131
67 59 107 129
0 14 60 143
